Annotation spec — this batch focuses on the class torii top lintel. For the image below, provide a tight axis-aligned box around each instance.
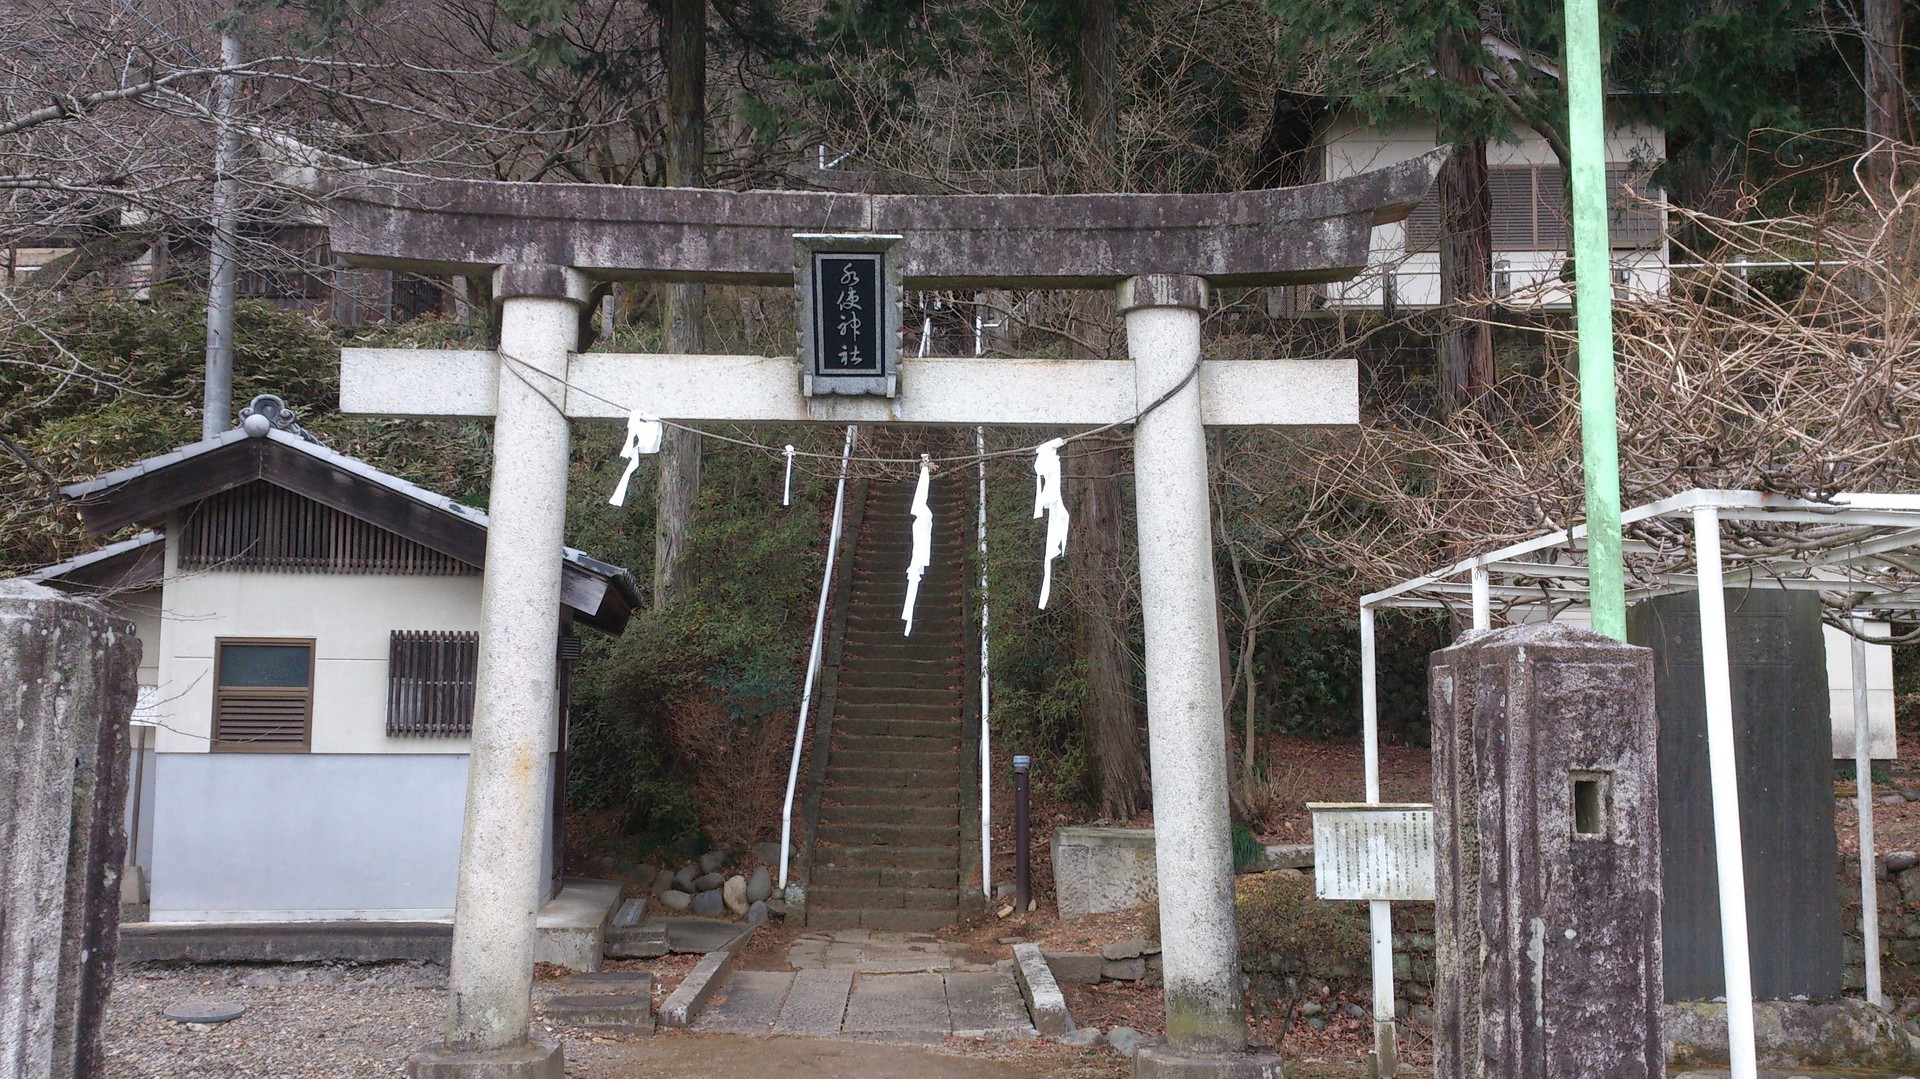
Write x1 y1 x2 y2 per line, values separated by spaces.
322 151 1445 290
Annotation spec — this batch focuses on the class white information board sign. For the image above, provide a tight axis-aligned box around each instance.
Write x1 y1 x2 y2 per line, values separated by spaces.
1307 802 1436 902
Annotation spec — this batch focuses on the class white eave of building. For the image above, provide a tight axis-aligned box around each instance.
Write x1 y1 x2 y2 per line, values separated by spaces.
50 426 641 633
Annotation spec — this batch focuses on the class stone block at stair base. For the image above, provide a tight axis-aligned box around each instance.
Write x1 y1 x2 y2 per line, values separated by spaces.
404 1038 563 1079
1045 952 1105 985
1012 942 1074 1035
1131 1043 1286 1078
544 993 654 1035
567 971 652 993
532 878 621 972
1052 827 1157 920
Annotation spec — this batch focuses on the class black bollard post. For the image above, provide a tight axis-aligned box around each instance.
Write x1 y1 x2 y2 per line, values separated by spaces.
1013 755 1031 915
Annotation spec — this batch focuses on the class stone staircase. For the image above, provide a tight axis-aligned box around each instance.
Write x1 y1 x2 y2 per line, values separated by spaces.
806 477 970 931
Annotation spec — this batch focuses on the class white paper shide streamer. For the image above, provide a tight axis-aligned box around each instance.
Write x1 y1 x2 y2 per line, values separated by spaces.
902 455 933 636
608 411 663 507
782 444 796 506
1032 438 1070 609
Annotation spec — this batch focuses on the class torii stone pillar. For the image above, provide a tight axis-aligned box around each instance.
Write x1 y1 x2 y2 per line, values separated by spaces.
1121 275 1253 1063
407 265 587 1079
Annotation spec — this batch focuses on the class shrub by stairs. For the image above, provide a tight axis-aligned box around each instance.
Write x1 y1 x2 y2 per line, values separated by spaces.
806 477 970 931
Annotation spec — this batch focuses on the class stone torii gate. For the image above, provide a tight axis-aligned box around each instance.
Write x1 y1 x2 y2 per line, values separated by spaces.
323 154 1441 1079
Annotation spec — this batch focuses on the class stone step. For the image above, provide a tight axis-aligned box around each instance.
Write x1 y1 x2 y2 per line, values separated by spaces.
845 611 964 632
816 802 960 827
849 560 968 578
855 547 969 564
805 908 955 932
833 716 965 739
848 570 967 589
844 599 963 614
809 865 960 890
838 632 965 649
811 844 958 870
544 992 655 1035
816 822 960 848
838 663 964 682
831 702 963 723
825 747 958 771
837 667 965 691
820 785 959 809
824 765 960 788
808 886 960 912
837 683 960 710
839 654 965 671
838 636 967 656
830 732 960 754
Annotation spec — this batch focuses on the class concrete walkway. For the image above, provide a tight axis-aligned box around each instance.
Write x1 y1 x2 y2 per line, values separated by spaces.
693 929 1036 1043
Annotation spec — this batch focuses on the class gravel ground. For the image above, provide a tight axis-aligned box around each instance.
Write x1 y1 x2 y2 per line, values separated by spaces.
106 962 461 1078
102 961 1120 1078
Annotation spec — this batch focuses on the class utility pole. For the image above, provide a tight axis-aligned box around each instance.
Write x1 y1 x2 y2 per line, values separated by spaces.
202 17 242 439
654 0 705 607
1562 0 1625 641
1864 0 1906 195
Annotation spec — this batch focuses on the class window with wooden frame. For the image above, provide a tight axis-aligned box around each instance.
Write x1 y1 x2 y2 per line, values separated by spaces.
387 631 478 737
212 638 314 752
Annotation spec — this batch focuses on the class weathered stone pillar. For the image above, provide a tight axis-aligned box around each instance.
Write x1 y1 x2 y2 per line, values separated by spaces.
1430 623 1664 1079
0 580 139 1079
1121 275 1279 1077
408 264 586 1079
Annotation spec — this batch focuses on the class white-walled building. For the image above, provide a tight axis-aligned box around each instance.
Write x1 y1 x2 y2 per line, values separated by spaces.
32 413 638 924
1317 112 1668 311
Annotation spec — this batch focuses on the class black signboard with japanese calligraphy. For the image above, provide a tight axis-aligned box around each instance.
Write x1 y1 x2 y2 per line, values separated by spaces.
795 233 900 398
812 252 884 378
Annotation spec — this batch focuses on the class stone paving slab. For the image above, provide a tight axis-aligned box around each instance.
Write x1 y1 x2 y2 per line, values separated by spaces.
944 967 1035 1039
660 917 743 954
692 970 794 1034
772 969 855 1037
842 972 951 1043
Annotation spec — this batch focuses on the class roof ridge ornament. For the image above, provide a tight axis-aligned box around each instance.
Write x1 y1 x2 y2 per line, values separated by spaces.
238 394 320 444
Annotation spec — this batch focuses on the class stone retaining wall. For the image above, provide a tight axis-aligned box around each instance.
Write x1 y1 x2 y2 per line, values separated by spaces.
1241 852 1919 1033
1841 850 1920 1014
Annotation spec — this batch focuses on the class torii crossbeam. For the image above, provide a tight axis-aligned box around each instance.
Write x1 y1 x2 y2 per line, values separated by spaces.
324 153 1443 1079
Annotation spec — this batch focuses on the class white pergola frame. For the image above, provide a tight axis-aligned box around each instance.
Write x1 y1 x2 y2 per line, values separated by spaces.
1358 489 1920 1079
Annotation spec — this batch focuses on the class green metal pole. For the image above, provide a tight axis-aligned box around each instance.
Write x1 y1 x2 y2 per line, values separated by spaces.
1563 0 1627 640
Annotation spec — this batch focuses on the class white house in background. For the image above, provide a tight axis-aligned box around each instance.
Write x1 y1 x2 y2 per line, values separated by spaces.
30 400 639 924
1317 112 1668 311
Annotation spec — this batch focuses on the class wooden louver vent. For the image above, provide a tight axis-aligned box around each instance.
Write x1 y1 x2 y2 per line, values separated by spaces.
180 480 475 575
215 695 311 748
387 630 479 737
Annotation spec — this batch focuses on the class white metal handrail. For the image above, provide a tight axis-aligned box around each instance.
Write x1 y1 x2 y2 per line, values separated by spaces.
977 425 992 899
778 424 858 890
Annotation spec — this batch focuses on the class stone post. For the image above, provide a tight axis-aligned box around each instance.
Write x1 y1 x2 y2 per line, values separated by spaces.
408 264 586 1079
1430 623 1664 1079
0 580 140 1079
1121 275 1280 1077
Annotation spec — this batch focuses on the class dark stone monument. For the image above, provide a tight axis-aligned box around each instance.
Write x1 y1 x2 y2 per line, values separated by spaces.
1628 589 1842 1001
0 580 140 1078
1430 623 1664 1079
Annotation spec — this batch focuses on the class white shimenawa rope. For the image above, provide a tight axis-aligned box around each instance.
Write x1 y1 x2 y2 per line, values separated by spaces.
782 444 796 506
608 412 663 506
903 454 933 636
1032 437 1069 609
